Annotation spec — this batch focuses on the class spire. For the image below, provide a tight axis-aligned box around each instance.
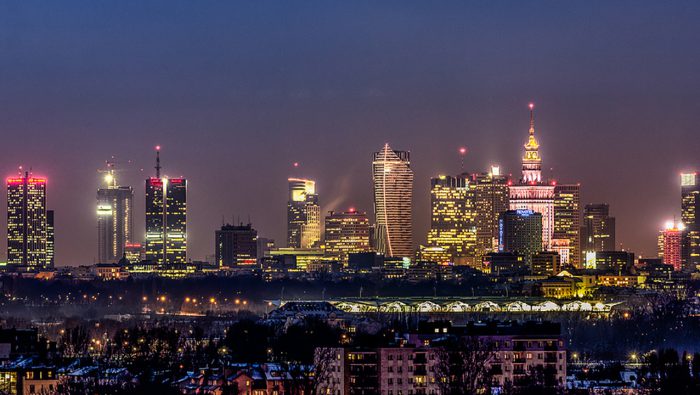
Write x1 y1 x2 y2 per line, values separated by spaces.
155 145 161 178
529 102 535 135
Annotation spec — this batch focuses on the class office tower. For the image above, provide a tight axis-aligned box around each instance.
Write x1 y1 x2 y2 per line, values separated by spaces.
324 209 370 263
145 147 187 267
471 167 510 257
7 172 49 270
46 210 54 269
372 144 414 258
426 175 477 264
659 220 684 272
509 105 555 251
287 178 321 248
215 223 258 267
553 184 581 267
96 167 134 263
531 251 561 276
499 209 543 266
581 203 616 254
681 172 700 270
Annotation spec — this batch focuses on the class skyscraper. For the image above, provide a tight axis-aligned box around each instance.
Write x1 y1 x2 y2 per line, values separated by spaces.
324 209 370 263
7 171 50 270
581 203 616 253
553 183 581 267
372 144 414 258
145 147 187 267
287 178 321 248
97 166 134 263
659 220 684 272
46 210 54 269
681 172 700 271
215 223 258 267
509 104 555 251
499 209 543 267
471 167 510 257
426 174 477 264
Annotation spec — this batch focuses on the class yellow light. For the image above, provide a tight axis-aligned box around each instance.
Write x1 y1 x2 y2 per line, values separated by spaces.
104 173 114 185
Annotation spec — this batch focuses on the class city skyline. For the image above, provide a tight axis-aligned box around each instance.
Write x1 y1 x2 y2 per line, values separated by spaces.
2 2 700 265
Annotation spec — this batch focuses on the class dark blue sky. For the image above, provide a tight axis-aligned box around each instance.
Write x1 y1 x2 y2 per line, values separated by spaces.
1 1 699 265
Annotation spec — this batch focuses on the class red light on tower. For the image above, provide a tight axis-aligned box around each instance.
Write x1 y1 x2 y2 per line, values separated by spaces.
459 147 467 155
529 102 535 110
293 162 299 168
348 207 356 213
155 145 161 151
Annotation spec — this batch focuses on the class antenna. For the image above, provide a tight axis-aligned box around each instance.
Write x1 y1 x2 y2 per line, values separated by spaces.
155 145 161 178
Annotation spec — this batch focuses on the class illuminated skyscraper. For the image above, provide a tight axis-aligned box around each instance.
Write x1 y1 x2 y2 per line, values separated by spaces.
509 104 555 251
681 172 700 270
97 166 133 263
324 209 370 263
553 183 581 267
46 210 54 269
372 144 413 258
471 167 510 257
581 203 616 253
7 171 50 270
426 175 477 264
659 220 684 272
215 223 258 267
287 178 321 248
499 209 543 267
145 147 187 267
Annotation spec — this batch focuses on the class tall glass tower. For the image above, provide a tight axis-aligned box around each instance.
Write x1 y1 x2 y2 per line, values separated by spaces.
372 144 413 258
287 178 321 248
7 171 50 270
97 165 133 263
145 147 187 267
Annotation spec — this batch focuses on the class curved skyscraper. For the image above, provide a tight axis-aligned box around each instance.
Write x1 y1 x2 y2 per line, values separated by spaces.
372 144 413 258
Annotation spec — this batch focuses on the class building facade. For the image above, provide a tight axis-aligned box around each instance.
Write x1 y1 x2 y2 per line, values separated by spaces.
499 209 543 267
426 174 477 265
97 170 133 263
287 178 321 249
681 172 700 271
215 223 258 267
553 183 581 268
372 144 414 258
471 167 510 258
581 203 616 255
324 209 370 263
659 221 684 272
145 148 187 267
7 172 51 270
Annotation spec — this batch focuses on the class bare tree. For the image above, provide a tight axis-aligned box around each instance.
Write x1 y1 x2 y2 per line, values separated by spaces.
434 336 493 395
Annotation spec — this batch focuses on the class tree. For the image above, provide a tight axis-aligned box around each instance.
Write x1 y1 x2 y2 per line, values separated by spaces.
433 335 493 395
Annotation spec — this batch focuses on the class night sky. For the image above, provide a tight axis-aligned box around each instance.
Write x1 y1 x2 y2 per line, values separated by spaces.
1 1 699 266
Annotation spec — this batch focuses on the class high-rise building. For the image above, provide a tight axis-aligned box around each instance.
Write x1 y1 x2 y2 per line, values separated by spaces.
324 209 370 263
97 167 134 263
681 172 700 271
215 223 258 267
46 210 54 269
499 209 543 267
372 144 413 258
7 171 50 270
553 184 581 267
145 147 187 267
425 175 477 264
471 167 510 258
509 104 555 251
659 220 684 272
287 178 321 248
581 203 616 254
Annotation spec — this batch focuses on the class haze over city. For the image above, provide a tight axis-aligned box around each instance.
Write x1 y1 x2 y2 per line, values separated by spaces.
2 1 700 265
